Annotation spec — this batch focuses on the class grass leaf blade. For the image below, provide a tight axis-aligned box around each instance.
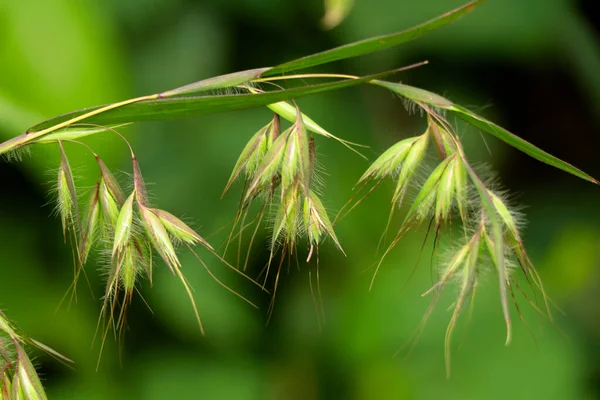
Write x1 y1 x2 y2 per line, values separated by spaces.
263 0 484 76
450 104 599 184
24 69 402 135
375 80 598 184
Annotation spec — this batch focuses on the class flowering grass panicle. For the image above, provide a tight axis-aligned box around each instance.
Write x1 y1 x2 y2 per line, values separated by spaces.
0 5 597 380
352 101 559 374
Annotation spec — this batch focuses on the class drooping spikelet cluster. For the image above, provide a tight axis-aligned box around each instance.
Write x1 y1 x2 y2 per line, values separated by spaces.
355 106 552 375
224 104 348 260
223 101 353 320
50 135 259 343
0 311 72 400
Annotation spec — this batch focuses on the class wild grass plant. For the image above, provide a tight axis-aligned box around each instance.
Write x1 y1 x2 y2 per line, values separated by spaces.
0 0 597 396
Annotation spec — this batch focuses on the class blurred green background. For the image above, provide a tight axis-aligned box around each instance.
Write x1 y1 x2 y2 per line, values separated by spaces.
1 0 600 398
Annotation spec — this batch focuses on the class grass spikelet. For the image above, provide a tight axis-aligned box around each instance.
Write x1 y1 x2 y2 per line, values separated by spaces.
271 185 301 250
223 115 280 196
152 209 213 249
245 130 289 201
358 136 418 183
96 160 124 203
245 86 367 157
405 155 453 221
98 180 121 230
112 192 135 258
56 142 80 242
303 190 343 259
80 181 101 265
138 204 180 272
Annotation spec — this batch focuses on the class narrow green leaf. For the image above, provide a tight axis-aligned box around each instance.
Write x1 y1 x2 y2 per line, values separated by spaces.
264 0 484 76
24 69 404 135
450 104 599 184
376 81 598 184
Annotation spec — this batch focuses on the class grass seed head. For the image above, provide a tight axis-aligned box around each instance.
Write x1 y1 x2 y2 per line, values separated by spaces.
112 192 136 258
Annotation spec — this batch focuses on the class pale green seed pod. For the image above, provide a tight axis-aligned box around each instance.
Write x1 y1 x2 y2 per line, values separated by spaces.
224 122 272 195
393 131 430 204
112 192 136 258
272 186 300 248
263 99 332 140
99 180 120 229
245 129 290 201
406 155 453 221
435 156 458 224
119 244 139 294
489 191 518 236
359 136 418 183
281 129 299 191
